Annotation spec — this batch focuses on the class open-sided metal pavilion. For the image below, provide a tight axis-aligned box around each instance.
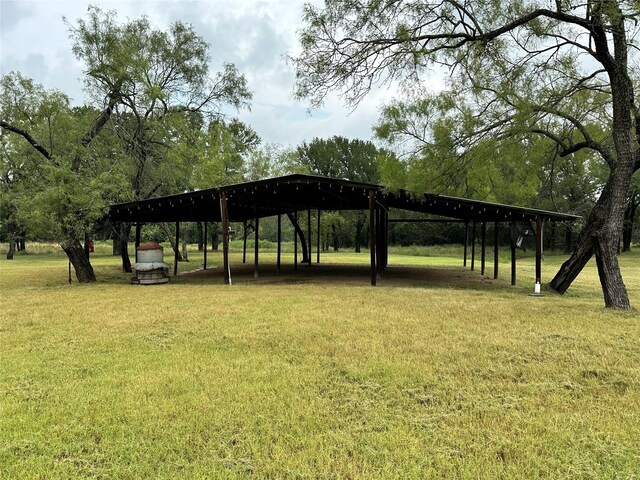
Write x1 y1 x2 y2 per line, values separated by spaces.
109 174 580 289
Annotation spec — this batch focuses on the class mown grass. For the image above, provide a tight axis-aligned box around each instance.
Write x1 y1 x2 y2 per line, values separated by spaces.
1 244 639 479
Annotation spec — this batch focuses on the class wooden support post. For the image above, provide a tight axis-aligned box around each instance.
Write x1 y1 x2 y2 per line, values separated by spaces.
220 193 230 285
535 215 543 293
376 208 384 277
383 209 387 271
463 221 468 267
203 222 208 270
510 221 516 286
384 210 389 268
471 222 476 271
293 211 298 271
174 221 179 276
369 190 376 286
316 209 321 264
135 222 141 263
277 214 281 273
481 220 487 276
307 208 312 266
254 216 259 278
493 222 499 280
242 220 247 264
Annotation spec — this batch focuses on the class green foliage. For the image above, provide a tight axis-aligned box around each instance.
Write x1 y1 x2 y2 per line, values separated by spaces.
1 74 127 243
65 6 253 204
189 119 262 188
243 143 290 182
374 87 607 218
291 135 382 183
1 7 253 280
292 0 636 205
284 136 398 251
67 6 251 114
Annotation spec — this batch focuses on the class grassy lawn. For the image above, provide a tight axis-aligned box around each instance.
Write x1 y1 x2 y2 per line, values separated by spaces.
1 244 639 478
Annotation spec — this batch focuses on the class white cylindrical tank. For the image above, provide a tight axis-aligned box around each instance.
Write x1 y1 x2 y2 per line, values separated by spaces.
132 241 171 285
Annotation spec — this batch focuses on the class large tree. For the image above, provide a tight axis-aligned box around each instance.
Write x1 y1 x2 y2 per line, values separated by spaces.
293 135 381 183
69 6 251 271
1 72 124 281
1 7 251 281
289 136 388 252
293 0 640 309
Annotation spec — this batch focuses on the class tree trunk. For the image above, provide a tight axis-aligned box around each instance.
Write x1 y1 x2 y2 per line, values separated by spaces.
62 237 96 283
211 222 219 251
287 212 309 262
332 223 339 251
592 233 629 309
161 222 183 261
119 223 132 272
6 237 16 260
355 213 363 253
112 226 123 256
622 190 638 252
551 52 639 310
17 236 25 251
550 160 634 310
84 232 91 260
182 225 190 262
197 222 204 251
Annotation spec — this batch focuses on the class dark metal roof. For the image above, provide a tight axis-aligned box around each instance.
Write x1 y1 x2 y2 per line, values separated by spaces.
383 190 580 223
109 174 580 223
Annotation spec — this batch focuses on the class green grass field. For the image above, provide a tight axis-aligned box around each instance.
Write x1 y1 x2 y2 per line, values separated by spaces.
1 244 639 478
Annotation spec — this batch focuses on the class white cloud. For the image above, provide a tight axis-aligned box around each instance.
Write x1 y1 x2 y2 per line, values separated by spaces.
0 0 443 146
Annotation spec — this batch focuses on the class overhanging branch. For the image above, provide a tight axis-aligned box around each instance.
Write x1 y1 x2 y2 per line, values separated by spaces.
0 120 52 160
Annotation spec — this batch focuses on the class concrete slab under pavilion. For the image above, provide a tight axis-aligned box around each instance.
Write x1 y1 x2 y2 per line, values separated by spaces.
109 174 580 289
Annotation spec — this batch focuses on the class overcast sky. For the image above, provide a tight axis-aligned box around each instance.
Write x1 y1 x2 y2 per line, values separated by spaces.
0 0 423 148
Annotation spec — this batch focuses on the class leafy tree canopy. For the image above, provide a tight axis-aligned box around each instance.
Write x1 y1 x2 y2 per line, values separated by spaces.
292 0 640 309
1 6 253 281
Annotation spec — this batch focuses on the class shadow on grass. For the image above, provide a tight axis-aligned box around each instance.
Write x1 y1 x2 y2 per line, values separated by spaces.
171 261 527 294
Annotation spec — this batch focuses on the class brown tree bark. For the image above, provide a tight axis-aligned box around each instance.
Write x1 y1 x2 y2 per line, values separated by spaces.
6 238 16 260
550 145 635 310
62 237 96 282
197 222 204 251
211 222 219 251
550 11 639 309
622 190 638 252
287 212 309 262
119 223 132 272
355 212 364 253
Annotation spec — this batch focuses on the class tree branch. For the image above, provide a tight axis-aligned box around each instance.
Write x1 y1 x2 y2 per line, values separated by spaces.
533 105 615 167
0 119 52 160
72 85 122 171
